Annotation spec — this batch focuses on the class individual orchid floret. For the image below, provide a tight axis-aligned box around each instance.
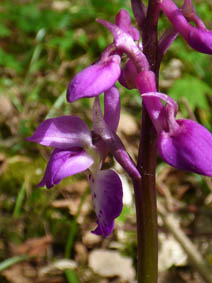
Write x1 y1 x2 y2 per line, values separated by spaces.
28 116 123 237
67 54 121 103
28 91 125 237
160 0 212 54
66 9 144 104
158 118 212 176
141 92 212 176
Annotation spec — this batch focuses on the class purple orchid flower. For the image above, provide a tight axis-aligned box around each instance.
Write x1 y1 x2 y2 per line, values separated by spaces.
28 88 123 237
66 9 147 104
141 91 212 176
160 0 212 54
135 70 212 176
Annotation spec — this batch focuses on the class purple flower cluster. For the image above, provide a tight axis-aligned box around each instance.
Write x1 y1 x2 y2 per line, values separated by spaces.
28 1 212 237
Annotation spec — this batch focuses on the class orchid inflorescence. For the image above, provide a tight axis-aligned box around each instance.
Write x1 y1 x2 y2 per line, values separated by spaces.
28 0 212 237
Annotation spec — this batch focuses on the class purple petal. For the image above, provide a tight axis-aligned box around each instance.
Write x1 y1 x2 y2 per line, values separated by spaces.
115 9 140 41
158 27 178 59
119 59 138 89
131 0 147 29
187 27 212 55
104 86 120 132
160 0 212 54
136 72 164 131
92 98 141 181
38 148 94 188
92 97 113 140
27 116 92 149
97 18 149 71
89 170 123 237
67 55 121 103
182 0 206 29
141 91 178 113
158 119 212 176
116 9 131 30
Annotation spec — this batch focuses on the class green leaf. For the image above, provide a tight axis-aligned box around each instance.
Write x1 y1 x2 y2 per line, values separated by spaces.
0 255 28 272
0 22 11 37
117 205 133 223
0 48 22 72
168 75 211 110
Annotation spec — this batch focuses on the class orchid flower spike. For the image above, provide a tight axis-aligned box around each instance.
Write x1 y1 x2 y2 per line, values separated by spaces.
141 91 212 176
160 0 212 54
28 88 124 237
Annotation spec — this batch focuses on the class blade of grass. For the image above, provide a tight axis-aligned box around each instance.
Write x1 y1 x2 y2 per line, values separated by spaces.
24 28 46 89
65 187 89 259
64 269 79 283
27 28 46 77
45 90 66 119
0 255 28 273
13 181 26 218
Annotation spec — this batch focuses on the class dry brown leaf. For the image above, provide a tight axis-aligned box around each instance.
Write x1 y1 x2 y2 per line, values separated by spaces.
51 198 80 215
2 262 36 283
0 153 7 175
61 180 88 195
10 235 53 258
118 112 138 136
35 276 65 283
74 241 88 264
2 262 65 283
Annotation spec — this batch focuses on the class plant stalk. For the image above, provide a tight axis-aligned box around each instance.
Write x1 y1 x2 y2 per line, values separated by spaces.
133 112 158 283
131 0 161 282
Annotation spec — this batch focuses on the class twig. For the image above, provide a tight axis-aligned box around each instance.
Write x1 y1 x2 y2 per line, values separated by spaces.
180 97 197 121
157 199 212 283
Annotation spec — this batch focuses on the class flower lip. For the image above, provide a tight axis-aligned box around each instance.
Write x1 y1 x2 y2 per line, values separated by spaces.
90 169 123 237
158 119 212 176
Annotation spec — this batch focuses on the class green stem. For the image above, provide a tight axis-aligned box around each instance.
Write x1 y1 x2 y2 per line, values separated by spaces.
132 0 161 282
133 109 158 283
65 187 89 258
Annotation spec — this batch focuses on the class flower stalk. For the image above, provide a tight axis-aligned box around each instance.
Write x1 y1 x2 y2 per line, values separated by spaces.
131 0 161 281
